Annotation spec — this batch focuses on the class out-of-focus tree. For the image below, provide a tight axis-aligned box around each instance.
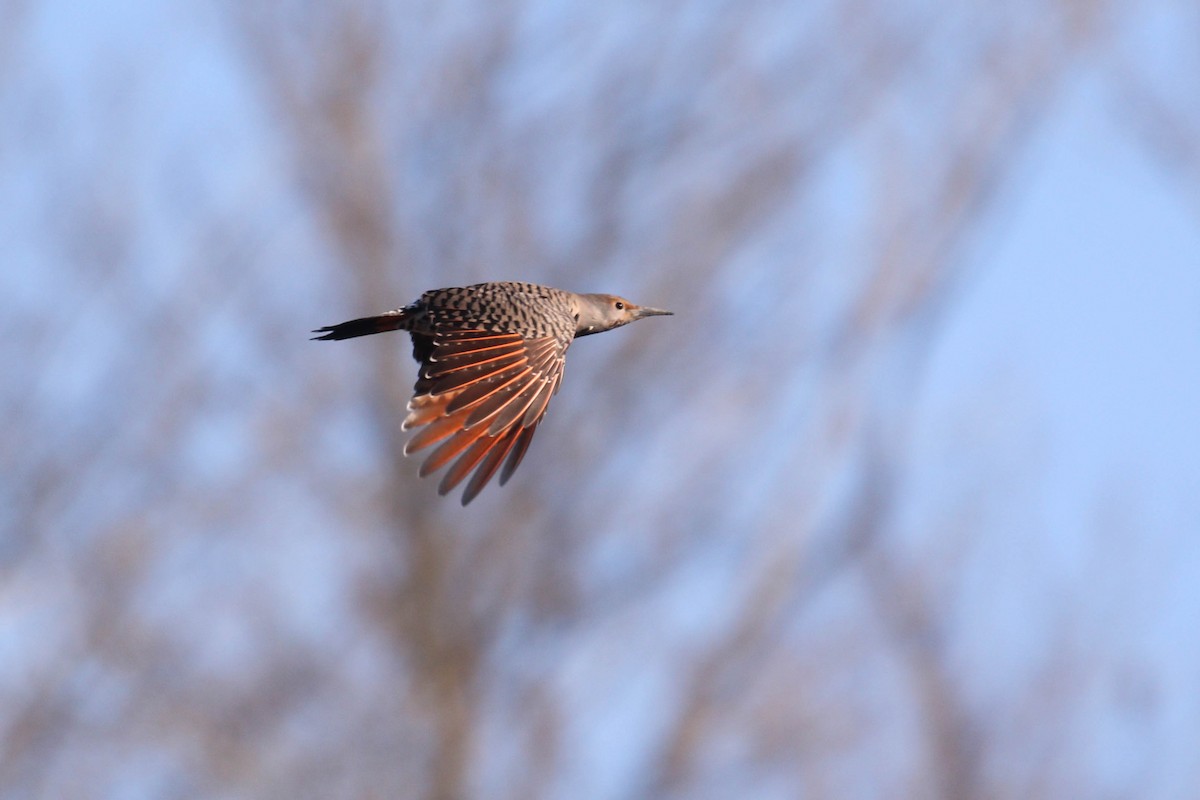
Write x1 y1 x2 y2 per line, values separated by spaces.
1 1 1196 798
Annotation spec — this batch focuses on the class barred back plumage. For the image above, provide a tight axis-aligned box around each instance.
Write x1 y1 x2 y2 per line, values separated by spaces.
411 282 577 340
314 281 672 504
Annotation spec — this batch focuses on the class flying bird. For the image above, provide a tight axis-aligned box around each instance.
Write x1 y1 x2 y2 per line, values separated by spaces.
314 281 672 504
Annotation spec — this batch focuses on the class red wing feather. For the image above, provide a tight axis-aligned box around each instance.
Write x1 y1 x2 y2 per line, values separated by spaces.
499 422 539 486
461 426 523 504
404 330 568 504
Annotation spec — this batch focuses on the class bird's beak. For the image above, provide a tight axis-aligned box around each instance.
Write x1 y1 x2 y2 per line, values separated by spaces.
635 306 673 318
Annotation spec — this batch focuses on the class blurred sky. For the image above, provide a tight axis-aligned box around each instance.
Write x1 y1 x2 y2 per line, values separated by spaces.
6 0 1200 797
896 51 1200 794
917 68 1200 780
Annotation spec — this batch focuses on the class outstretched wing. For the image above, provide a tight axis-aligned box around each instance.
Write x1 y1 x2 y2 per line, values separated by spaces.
402 328 568 504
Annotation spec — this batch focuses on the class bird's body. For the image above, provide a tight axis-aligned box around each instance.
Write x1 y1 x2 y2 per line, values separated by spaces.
314 281 671 504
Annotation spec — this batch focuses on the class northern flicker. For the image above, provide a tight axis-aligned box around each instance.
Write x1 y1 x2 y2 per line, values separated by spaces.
313 281 672 504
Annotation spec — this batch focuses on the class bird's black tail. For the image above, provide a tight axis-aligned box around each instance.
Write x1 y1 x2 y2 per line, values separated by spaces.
311 309 409 341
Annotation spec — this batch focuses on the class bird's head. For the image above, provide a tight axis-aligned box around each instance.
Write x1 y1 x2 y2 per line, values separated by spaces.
574 293 673 336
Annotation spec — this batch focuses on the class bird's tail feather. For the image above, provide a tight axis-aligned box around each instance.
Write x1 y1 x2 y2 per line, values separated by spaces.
311 309 408 341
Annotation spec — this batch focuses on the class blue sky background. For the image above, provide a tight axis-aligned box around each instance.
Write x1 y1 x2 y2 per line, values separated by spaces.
4 1 1200 797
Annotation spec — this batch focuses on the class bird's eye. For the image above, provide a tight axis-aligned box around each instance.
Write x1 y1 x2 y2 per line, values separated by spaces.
614 301 625 310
